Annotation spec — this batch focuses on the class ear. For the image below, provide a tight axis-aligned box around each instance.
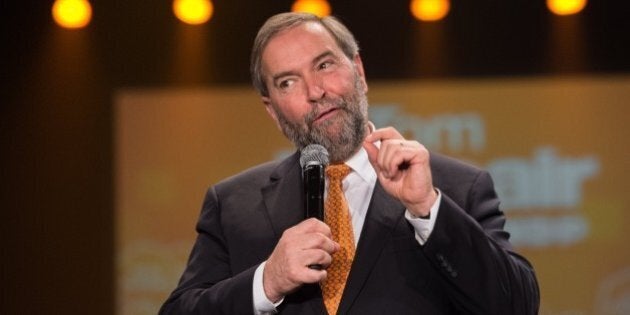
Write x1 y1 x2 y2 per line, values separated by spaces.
262 97 282 131
353 54 368 93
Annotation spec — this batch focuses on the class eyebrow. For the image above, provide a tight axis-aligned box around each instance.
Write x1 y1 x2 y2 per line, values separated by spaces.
270 50 337 84
312 50 336 67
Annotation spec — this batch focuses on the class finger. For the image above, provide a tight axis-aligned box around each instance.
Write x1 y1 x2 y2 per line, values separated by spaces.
307 247 333 271
302 267 328 283
364 126 403 143
362 142 385 177
381 140 427 177
378 143 396 178
364 127 405 178
362 139 379 167
304 248 334 268
381 140 399 172
298 232 339 254
293 218 332 238
385 151 413 181
378 139 404 178
296 264 327 283
297 251 331 282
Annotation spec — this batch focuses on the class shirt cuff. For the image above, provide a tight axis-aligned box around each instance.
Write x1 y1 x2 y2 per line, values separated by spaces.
404 189 442 245
253 261 283 315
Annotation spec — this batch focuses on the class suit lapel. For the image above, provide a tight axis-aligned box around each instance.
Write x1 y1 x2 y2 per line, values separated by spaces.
338 182 406 314
261 152 305 238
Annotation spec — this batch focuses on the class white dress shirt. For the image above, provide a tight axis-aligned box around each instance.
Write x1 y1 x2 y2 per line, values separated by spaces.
252 147 442 314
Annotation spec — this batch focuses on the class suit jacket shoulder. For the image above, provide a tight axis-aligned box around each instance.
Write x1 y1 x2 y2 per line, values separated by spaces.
214 158 282 193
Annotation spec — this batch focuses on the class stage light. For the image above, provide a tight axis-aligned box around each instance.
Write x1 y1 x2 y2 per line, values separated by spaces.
52 0 92 29
410 0 450 22
291 0 331 17
173 0 214 25
547 0 587 16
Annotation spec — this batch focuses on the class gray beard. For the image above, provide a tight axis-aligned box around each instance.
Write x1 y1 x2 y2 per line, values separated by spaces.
273 77 368 163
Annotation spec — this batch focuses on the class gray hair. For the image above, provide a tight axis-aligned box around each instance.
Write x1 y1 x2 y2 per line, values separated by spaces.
250 12 360 97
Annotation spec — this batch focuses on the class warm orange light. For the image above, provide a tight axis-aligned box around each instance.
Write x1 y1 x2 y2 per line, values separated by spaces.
547 0 587 16
173 0 214 25
291 0 332 18
410 0 450 22
52 0 92 29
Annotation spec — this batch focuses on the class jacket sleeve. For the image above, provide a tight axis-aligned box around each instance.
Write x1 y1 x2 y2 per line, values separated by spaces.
423 170 540 315
159 187 257 315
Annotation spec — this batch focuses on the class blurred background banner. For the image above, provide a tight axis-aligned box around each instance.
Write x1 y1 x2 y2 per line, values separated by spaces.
116 76 629 315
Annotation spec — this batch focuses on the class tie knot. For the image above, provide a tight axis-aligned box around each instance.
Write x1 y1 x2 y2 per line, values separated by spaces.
326 164 351 181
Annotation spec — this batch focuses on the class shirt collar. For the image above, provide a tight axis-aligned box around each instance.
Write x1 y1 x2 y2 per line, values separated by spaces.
344 121 378 184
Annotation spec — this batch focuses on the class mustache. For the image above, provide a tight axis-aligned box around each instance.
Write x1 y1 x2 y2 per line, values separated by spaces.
304 98 349 127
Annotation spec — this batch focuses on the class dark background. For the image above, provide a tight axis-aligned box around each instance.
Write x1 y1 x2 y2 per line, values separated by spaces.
2 1 629 313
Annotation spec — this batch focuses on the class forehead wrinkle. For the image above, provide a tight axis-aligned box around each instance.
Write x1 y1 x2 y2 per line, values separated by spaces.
264 38 334 82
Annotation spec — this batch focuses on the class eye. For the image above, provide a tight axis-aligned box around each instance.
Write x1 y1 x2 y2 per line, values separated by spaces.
278 78 295 90
318 60 334 70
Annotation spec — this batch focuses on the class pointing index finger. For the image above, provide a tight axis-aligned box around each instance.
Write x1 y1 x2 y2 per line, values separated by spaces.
364 126 403 143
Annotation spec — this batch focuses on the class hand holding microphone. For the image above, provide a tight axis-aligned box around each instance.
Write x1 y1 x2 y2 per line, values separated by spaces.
262 144 338 300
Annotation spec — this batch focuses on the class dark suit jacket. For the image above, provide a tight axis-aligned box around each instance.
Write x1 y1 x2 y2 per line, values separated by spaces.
160 152 539 314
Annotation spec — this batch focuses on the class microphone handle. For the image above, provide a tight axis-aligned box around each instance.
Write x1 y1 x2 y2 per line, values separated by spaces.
303 164 325 221
303 163 325 270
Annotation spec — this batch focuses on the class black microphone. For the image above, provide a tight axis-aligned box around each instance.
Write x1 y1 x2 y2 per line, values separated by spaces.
300 144 329 271
299 144 329 221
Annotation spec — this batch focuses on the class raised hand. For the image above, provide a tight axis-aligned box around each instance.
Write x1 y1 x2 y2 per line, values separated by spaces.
363 127 437 218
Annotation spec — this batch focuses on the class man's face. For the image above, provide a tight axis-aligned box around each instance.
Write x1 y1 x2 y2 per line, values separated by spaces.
260 22 369 163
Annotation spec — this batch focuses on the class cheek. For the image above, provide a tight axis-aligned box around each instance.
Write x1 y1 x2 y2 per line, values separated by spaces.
271 97 311 123
322 72 356 95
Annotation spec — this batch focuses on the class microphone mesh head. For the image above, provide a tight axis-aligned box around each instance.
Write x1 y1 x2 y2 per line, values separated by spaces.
299 144 330 167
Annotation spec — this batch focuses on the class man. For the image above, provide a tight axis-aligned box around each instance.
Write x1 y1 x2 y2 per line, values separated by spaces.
160 12 539 315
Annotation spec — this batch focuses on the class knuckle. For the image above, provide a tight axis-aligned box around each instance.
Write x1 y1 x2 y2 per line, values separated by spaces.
417 144 428 154
319 233 331 245
312 234 325 248
304 217 319 229
283 225 297 237
322 223 331 234
319 250 330 263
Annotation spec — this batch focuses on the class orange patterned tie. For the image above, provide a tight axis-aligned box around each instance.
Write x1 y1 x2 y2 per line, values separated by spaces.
321 164 355 315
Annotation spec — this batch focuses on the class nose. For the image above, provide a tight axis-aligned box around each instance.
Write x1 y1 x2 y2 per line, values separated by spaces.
305 74 325 103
